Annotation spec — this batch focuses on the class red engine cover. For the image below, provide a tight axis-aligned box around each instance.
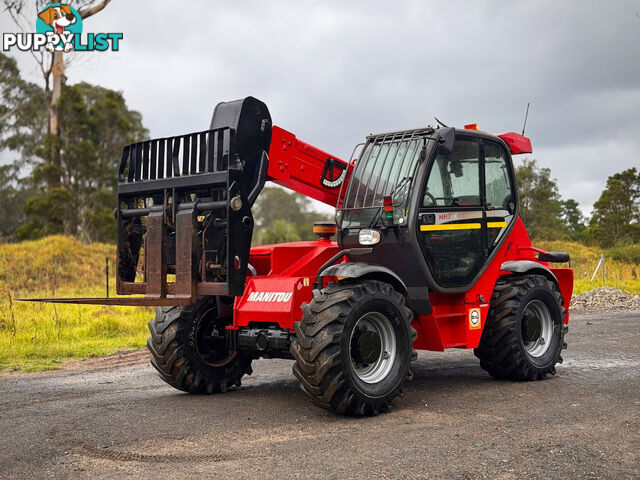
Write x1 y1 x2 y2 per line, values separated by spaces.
233 239 340 330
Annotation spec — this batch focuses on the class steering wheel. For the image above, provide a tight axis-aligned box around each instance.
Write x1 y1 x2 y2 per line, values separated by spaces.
423 191 437 207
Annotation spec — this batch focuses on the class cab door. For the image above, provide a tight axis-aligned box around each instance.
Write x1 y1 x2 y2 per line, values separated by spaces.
416 136 515 289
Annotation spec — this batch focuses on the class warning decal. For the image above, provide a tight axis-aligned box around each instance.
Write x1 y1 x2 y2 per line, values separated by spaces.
468 308 481 330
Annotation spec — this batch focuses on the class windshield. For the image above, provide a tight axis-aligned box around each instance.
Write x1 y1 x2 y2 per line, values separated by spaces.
337 130 431 228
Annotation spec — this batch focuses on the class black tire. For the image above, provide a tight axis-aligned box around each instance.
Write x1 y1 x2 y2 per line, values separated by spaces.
291 280 416 416
474 274 568 381
147 296 253 393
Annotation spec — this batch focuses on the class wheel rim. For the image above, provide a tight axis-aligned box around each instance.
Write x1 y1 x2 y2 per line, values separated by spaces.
349 311 396 384
194 307 237 368
522 299 553 358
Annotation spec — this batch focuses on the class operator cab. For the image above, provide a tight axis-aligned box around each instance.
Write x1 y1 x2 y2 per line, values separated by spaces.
336 126 520 301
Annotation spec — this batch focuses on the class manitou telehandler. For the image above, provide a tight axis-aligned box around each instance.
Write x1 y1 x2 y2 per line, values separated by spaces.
36 96 573 416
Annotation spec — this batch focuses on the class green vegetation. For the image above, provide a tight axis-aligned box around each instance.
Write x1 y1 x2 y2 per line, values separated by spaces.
252 187 331 245
605 244 640 264
516 159 567 240
515 159 586 241
587 168 640 247
2 236 637 373
0 236 152 371
536 240 640 296
0 52 147 244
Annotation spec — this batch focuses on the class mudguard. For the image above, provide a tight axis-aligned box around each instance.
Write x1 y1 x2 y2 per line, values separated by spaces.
500 260 558 283
500 260 573 323
319 262 409 296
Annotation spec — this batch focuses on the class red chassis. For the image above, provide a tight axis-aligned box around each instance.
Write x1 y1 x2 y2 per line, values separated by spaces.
236 218 572 352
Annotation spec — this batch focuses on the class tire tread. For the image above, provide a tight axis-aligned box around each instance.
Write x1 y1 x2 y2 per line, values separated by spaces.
291 280 416 416
474 274 567 381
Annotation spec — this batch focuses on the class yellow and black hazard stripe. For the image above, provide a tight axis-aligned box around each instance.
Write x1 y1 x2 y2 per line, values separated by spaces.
419 221 507 232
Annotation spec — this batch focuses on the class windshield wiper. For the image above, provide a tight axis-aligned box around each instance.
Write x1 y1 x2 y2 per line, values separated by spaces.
389 176 412 202
367 206 382 228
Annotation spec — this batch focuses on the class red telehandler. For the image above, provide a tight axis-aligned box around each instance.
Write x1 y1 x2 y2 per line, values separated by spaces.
34 97 573 416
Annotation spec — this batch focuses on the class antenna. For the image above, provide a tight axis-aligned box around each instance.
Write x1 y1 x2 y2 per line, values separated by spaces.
434 116 448 128
521 102 530 136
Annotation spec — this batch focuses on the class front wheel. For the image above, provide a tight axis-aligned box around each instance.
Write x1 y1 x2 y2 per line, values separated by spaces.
474 274 568 380
147 296 253 393
291 280 416 416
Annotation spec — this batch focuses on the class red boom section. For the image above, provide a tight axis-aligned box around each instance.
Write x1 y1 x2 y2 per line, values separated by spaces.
267 125 351 207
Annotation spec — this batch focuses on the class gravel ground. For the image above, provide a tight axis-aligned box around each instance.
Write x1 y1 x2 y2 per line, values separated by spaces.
571 287 640 312
0 310 638 480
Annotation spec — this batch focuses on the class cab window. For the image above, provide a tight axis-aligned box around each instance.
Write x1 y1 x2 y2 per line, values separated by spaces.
484 142 514 211
423 138 481 207
484 141 515 251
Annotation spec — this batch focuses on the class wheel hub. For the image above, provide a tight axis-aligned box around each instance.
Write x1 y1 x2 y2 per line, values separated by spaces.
195 307 237 368
352 328 382 365
522 299 553 358
349 312 397 384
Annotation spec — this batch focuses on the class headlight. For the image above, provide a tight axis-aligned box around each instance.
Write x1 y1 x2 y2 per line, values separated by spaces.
358 229 381 245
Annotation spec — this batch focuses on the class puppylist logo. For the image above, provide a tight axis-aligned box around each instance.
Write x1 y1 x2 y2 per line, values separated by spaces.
3 3 122 53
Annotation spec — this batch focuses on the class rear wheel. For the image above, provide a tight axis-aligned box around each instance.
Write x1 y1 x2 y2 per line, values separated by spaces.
291 280 416 416
474 274 567 380
147 296 253 393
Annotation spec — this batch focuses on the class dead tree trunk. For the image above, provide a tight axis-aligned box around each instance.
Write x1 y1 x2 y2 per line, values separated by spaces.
47 51 65 188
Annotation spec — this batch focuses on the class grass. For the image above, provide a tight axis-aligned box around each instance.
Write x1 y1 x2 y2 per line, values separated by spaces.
535 240 640 296
0 235 637 372
0 236 152 372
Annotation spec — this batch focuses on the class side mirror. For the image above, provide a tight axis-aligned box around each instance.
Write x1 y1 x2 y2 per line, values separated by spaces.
437 127 455 155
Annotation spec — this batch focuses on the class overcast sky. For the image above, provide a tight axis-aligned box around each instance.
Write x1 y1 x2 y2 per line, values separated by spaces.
3 0 639 216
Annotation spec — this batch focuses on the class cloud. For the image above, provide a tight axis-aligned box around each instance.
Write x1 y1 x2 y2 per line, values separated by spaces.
2 0 639 216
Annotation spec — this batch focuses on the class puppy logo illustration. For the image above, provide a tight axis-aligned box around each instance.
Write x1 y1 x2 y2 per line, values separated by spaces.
3 2 120 53
36 3 83 52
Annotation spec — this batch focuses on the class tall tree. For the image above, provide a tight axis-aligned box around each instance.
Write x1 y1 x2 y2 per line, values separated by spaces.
0 163 34 238
260 220 302 245
589 168 640 247
560 198 586 241
0 52 45 240
17 82 148 242
515 159 566 239
0 52 46 160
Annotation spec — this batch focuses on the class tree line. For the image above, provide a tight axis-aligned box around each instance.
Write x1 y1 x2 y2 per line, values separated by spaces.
1 46 638 247
0 52 146 242
253 162 640 248
515 159 639 247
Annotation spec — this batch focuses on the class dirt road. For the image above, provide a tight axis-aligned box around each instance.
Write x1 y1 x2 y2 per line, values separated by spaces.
1 311 638 479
